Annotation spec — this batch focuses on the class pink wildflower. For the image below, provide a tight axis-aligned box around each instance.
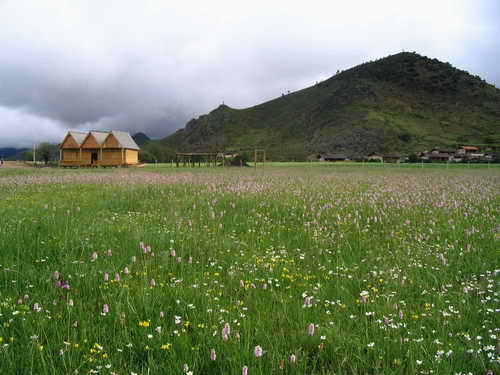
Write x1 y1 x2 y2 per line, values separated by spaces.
91 252 98 261
303 296 312 307
104 272 109 281
254 345 263 357
170 249 176 257
308 323 315 336
222 322 230 338
210 348 216 361
242 365 248 375
114 273 120 282
149 278 156 287
102 304 109 314
289 354 297 363
124 267 130 276
106 249 112 256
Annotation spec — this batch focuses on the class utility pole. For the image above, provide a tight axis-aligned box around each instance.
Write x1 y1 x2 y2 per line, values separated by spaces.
33 144 36 165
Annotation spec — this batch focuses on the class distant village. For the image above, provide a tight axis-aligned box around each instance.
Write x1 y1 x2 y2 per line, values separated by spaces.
314 145 499 163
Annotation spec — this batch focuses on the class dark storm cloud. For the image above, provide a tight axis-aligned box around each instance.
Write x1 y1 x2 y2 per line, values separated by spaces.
0 0 498 147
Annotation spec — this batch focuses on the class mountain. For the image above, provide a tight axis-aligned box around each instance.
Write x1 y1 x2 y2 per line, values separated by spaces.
160 52 500 160
0 147 28 159
132 132 151 147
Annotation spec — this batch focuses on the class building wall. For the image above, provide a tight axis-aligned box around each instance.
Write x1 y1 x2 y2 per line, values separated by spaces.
125 149 138 164
101 149 123 165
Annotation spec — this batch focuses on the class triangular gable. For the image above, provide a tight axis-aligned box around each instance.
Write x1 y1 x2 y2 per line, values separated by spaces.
60 131 87 149
81 133 100 149
102 133 121 148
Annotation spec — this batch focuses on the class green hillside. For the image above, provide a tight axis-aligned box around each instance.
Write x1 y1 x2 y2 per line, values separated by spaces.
160 52 500 160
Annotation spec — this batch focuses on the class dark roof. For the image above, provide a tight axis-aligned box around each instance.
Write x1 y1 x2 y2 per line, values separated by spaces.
383 154 401 158
427 153 450 158
432 148 456 153
322 154 348 159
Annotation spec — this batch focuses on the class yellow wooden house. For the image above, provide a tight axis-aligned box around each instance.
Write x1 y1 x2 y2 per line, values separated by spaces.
59 130 140 167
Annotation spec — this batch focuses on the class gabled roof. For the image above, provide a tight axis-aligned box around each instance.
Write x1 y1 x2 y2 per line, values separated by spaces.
110 130 140 150
90 131 109 145
68 131 87 145
61 130 140 150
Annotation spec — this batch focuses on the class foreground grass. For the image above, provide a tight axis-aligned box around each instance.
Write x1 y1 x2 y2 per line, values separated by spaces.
0 166 498 374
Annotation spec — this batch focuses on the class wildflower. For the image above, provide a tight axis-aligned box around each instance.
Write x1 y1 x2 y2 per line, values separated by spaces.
242 366 248 375
149 279 156 287
289 354 297 363
254 345 263 357
182 363 189 372
308 323 315 336
303 296 312 307
53 271 60 280
210 348 216 361
138 321 150 327
131 256 137 263
160 343 172 350
240 280 245 288
102 304 109 315
155 326 162 334
223 322 230 335
367 342 375 348
107 249 113 256
171 249 176 257
91 252 98 261
124 267 130 276
104 272 109 282
68 299 74 307
359 290 369 303
188 256 193 264
114 273 121 282
160 311 165 318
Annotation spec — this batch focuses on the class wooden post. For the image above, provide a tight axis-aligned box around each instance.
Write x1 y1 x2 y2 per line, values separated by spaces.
254 149 257 169
263 150 266 167
59 149 62 167
175 154 179 168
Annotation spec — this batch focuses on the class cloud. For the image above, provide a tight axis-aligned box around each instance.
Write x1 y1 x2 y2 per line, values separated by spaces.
0 0 498 147
0 106 66 148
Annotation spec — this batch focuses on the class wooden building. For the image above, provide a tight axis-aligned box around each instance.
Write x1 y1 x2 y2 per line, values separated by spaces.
318 154 349 162
59 130 140 167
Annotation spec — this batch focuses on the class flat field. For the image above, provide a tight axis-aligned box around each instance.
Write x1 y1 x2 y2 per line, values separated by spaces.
0 165 498 374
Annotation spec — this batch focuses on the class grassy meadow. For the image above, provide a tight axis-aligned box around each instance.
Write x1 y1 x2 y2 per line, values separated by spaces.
0 165 498 374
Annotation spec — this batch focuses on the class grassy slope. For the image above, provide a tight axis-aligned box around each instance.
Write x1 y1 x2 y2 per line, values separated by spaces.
161 52 500 160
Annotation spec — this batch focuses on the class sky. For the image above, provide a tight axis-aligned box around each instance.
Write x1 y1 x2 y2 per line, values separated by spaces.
0 0 499 148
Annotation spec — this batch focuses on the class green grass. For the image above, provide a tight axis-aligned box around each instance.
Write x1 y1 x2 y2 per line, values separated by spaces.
0 166 499 374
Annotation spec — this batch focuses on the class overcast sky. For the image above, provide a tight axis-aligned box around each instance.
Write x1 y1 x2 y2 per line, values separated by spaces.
1 0 499 148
